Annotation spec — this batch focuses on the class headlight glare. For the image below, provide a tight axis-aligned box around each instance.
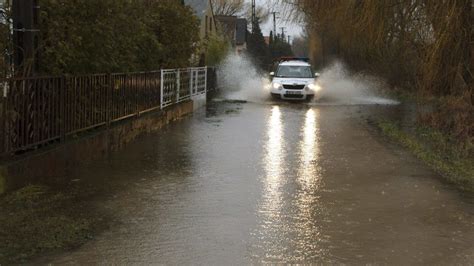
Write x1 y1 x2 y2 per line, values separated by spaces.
273 82 282 90
308 83 322 92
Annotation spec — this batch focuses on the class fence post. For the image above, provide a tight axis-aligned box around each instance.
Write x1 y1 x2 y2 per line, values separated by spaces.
160 70 164 109
60 76 67 142
204 67 208 93
106 73 112 128
193 69 199 95
176 70 180 103
136 74 140 117
189 68 193 97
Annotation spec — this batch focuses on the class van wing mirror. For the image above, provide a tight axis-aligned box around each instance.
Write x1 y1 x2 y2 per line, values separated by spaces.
315 72 321 77
270 72 275 77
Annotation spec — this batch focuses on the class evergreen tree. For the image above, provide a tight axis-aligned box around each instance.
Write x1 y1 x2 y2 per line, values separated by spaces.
272 37 294 59
246 20 269 71
268 32 294 66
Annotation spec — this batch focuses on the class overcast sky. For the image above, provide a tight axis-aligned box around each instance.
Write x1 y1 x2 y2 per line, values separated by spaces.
248 0 303 40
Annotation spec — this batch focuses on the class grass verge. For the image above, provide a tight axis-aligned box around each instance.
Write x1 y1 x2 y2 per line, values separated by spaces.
377 120 474 192
0 185 105 264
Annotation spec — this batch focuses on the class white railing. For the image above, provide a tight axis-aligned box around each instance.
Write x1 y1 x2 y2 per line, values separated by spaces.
160 67 207 109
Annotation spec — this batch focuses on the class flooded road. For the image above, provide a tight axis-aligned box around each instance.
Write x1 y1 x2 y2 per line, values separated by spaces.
42 101 473 264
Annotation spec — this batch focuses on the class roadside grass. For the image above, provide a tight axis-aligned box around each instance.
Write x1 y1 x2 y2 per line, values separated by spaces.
377 120 474 192
384 86 418 102
0 185 103 264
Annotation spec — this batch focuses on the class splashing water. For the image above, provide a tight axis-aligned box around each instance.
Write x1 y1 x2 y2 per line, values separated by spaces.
314 61 399 105
216 55 398 106
216 54 270 102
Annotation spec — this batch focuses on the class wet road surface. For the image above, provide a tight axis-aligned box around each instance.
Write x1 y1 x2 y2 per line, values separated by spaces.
42 101 473 264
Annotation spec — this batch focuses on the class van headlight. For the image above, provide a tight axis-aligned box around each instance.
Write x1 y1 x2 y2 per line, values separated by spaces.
308 83 322 92
273 82 283 90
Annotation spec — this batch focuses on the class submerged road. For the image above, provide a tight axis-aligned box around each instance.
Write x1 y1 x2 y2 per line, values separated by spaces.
43 101 473 264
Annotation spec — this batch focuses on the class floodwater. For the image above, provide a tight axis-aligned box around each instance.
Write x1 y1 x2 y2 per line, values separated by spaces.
40 101 473 264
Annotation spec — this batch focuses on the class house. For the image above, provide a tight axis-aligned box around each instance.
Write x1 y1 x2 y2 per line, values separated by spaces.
183 0 219 65
183 0 217 41
235 18 247 54
215 15 247 55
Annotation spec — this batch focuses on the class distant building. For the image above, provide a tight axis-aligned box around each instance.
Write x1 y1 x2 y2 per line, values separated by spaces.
215 15 247 55
264 36 270 46
12 0 40 75
183 0 217 41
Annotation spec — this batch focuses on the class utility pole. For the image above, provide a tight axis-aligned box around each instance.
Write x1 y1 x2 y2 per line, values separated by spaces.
280 27 286 41
271 11 279 40
251 0 256 33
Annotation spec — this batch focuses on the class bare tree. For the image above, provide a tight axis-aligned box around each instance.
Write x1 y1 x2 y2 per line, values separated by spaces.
243 3 270 24
284 0 473 149
211 0 245 16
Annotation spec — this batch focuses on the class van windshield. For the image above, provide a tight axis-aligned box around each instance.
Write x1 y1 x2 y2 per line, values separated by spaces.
276 66 313 78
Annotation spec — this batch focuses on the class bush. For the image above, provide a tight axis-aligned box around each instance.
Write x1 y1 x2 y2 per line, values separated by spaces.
39 0 200 75
205 33 230 67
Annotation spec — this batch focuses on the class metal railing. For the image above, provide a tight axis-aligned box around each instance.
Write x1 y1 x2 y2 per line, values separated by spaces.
160 67 207 108
0 66 212 156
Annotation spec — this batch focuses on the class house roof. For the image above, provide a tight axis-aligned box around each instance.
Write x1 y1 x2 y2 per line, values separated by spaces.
215 15 237 27
184 0 209 19
215 15 237 43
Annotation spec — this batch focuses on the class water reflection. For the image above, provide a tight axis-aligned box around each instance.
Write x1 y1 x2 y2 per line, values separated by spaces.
298 109 322 188
253 105 286 261
254 106 328 263
296 108 325 251
263 106 284 213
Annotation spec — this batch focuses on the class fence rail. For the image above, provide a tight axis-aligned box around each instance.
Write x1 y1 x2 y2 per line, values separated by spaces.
0 67 214 156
